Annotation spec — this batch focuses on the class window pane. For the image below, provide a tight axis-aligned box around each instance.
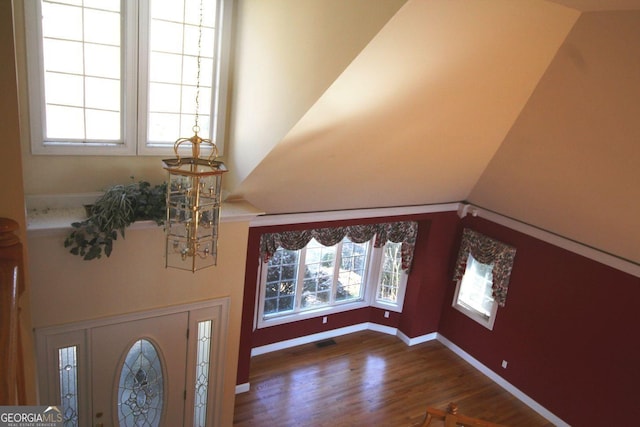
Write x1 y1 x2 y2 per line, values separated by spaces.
182 57 214 87
148 112 180 142
150 0 185 22
150 20 184 54
40 1 123 143
149 82 182 114
46 105 85 139
149 52 184 84
147 0 217 145
84 44 120 78
85 77 120 111
86 109 121 140
42 3 82 40
264 248 299 316
183 26 214 58
84 8 120 46
45 73 84 107
84 0 120 12
377 242 403 303
194 320 212 427
301 239 336 309
336 238 368 302
43 39 84 74
58 346 79 427
457 254 495 318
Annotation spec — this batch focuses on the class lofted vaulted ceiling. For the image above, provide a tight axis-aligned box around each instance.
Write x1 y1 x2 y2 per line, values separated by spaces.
225 0 640 264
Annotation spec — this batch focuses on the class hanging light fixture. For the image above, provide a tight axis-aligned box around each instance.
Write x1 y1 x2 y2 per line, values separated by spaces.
163 0 227 272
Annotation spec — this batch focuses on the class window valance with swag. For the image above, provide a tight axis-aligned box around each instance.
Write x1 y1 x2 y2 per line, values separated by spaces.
260 221 419 272
453 228 516 307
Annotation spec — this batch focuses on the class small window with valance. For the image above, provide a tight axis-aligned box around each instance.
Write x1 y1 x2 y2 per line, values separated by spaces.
452 228 516 330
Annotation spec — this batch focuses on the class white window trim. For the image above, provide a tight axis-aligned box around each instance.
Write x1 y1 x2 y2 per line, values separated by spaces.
452 277 499 331
22 0 232 157
368 243 408 312
256 242 407 329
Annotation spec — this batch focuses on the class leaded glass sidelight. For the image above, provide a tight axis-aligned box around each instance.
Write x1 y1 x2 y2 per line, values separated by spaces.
117 339 164 427
58 346 79 427
194 320 212 427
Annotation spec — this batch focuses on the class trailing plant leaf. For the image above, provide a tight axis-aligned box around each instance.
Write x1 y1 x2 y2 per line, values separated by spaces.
64 180 166 261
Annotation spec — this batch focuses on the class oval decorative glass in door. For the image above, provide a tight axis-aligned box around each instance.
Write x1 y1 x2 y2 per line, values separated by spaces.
117 339 164 427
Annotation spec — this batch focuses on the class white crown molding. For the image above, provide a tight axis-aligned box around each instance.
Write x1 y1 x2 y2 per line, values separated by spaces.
461 203 640 278
250 203 462 227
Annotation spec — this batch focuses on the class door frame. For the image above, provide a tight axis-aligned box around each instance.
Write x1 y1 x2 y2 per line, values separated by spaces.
35 298 229 427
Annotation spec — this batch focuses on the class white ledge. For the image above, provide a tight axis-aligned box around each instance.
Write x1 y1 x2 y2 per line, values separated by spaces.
25 193 263 235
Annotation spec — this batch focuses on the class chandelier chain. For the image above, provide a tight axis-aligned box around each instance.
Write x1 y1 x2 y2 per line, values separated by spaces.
194 0 204 132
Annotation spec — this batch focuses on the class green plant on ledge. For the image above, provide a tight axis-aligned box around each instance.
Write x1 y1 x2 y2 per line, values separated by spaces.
64 180 167 260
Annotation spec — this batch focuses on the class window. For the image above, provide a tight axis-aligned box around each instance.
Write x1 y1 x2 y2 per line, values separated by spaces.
375 241 408 307
258 238 408 328
58 346 79 426
23 0 232 156
452 253 498 330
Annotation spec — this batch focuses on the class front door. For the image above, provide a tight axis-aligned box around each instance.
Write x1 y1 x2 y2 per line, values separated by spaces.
36 299 228 427
91 312 188 427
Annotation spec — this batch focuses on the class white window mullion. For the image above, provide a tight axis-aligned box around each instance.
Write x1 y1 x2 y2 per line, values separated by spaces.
330 241 343 304
122 0 139 155
366 245 383 305
295 247 308 314
256 259 268 327
135 0 150 155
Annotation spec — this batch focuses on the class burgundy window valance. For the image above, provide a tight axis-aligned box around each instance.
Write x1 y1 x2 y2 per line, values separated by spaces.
453 228 516 306
259 221 419 272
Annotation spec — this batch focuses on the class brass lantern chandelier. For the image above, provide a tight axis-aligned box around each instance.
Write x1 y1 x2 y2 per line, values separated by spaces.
162 0 227 272
163 133 226 272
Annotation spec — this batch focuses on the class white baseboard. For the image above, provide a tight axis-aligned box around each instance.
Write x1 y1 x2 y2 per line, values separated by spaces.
250 323 372 357
249 322 406 357
397 330 437 346
235 383 250 394
436 334 570 427
367 322 398 336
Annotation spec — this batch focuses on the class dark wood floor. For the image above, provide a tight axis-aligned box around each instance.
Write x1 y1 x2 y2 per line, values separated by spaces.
233 330 554 427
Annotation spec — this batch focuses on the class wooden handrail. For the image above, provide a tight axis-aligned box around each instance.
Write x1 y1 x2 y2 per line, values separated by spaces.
420 402 508 427
0 218 26 405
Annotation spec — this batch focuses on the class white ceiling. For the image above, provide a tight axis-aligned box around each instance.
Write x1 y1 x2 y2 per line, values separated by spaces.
226 0 640 264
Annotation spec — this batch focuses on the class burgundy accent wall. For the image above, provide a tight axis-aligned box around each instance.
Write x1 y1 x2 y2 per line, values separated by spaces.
236 211 639 425
398 213 460 338
236 212 459 385
438 217 640 426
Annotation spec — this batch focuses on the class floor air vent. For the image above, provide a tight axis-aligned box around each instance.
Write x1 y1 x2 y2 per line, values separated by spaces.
315 339 336 348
